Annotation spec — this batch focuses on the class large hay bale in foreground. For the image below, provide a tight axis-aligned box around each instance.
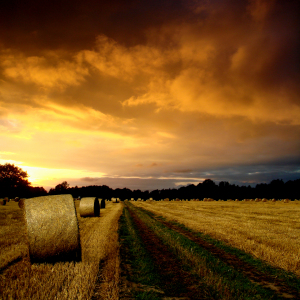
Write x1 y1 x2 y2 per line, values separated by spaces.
24 194 81 263
79 197 100 217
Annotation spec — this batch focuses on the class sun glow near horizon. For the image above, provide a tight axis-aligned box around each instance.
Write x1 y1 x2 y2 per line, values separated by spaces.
11 163 107 187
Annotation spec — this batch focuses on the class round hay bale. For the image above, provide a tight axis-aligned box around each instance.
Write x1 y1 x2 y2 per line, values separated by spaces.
15 197 20 202
24 194 81 263
79 197 100 217
18 198 25 209
0 199 6 205
100 198 106 209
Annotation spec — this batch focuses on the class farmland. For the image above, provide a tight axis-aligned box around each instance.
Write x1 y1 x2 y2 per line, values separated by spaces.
0 199 122 300
1 199 300 299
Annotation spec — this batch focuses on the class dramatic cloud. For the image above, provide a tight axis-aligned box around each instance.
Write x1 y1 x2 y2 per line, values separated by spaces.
0 0 299 190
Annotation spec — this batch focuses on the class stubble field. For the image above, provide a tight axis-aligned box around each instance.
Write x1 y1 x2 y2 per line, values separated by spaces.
0 199 300 299
0 200 122 300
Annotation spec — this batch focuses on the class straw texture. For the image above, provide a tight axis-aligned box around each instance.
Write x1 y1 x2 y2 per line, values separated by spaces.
24 194 81 263
18 198 25 209
79 197 100 217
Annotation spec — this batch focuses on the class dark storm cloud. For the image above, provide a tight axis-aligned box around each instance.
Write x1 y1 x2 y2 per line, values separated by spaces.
168 156 300 186
0 0 196 52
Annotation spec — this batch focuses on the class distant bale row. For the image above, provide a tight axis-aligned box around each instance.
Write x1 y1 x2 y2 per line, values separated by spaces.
111 197 120 203
105 197 298 202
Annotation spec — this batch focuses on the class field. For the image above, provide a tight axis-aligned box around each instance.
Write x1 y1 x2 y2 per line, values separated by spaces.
0 199 122 300
1 199 300 299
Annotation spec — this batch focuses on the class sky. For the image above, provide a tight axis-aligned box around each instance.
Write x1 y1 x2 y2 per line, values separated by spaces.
0 0 299 191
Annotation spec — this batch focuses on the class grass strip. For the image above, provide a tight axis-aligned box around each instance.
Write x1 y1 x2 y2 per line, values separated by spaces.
119 206 163 299
141 207 300 294
128 203 286 300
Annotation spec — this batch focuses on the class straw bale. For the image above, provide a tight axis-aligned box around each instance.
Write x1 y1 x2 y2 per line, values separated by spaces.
18 198 25 209
24 194 81 263
79 197 100 217
100 198 106 209
0 199 6 205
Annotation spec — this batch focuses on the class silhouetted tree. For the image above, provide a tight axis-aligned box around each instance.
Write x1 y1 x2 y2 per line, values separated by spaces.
0 163 47 198
0 163 31 198
149 189 160 200
45 177 300 201
49 181 70 194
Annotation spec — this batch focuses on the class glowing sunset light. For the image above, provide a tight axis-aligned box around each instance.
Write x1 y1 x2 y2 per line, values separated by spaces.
0 0 299 191
18 165 107 188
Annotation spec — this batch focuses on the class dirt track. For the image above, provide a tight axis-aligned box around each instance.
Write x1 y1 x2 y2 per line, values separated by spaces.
125 207 210 299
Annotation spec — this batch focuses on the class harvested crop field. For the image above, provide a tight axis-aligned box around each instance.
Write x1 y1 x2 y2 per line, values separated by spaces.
132 200 300 276
1 199 300 299
0 199 122 300
121 201 300 299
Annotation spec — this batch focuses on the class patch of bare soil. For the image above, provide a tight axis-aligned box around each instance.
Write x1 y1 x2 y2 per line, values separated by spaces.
123 207 212 300
150 214 299 299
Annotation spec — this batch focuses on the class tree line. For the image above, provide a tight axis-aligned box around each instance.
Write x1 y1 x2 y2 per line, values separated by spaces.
1 163 299 200
49 178 299 200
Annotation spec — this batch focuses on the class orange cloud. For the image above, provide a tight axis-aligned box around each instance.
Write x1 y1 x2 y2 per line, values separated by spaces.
1 50 89 89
